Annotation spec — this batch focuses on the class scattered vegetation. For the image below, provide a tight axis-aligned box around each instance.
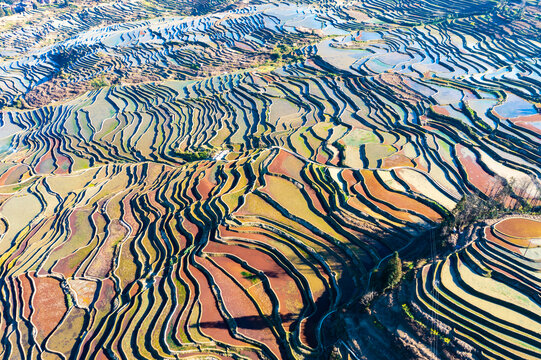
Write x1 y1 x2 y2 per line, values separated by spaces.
269 43 305 63
90 77 109 89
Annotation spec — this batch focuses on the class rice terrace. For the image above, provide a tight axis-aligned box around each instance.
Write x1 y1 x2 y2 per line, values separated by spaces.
0 0 540 358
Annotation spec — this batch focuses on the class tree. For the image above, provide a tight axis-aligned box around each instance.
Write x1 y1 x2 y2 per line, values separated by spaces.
382 252 402 290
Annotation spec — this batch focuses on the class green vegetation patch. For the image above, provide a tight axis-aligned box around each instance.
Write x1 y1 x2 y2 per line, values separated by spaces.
241 271 259 285
171 148 212 162
90 77 109 90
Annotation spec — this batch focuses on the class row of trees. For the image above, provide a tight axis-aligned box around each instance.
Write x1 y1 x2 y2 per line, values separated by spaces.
440 178 541 240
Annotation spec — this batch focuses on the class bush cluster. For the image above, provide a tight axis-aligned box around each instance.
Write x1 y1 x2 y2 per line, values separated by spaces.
172 148 211 162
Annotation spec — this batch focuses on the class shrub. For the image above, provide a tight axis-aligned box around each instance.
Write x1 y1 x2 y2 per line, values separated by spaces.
241 271 258 284
65 292 74 308
402 303 414 320
359 291 377 307
329 346 341 360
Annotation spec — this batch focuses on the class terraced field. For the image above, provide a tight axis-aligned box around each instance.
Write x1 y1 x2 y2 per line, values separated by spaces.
0 0 540 359
414 217 541 360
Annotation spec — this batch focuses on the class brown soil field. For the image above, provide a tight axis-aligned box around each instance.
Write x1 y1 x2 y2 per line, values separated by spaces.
30 275 67 341
189 264 248 347
198 257 282 357
494 217 541 239
206 239 304 330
